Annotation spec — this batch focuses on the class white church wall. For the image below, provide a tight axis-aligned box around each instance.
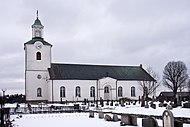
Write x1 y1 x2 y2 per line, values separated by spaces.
26 71 49 101
51 80 97 102
98 77 117 100
117 81 143 100
25 44 51 71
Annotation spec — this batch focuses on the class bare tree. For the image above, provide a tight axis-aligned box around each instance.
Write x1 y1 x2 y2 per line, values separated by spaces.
139 67 160 98
163 61 189 99
187 79 190 92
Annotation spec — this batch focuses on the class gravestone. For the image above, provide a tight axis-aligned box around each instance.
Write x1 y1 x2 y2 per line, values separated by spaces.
166 105 173 110
183 102 190 108
162 110 174 127
174 120 183 127
150 102 156 109
141 96 145 107
139 96 141 104
106 99 109 105
89 110 94 118
104 114 112 121
100 97 104 107
112 114 119 122
120 114 132 126
130 115 137 126
84 98 87 105
145 101 149 108
98 111 104 119
159 102 163 107
110 100 113 106
121 99 125 107
142 117 158 127
115 103 119 106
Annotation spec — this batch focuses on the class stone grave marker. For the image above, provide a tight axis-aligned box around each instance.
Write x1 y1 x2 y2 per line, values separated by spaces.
112 114 119 122
120 114 130 125
89 110 94 118
98 111 104 119
142 117 158 127
162 110 174 127
104 114 112 121
130 115 137 126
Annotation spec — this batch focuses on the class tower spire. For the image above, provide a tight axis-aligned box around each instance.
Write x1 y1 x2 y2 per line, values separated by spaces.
37 10 39 19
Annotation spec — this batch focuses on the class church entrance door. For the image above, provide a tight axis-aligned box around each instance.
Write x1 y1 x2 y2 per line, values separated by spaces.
104 85 111 100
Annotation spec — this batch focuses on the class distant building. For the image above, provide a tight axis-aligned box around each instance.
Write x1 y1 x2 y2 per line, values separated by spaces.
158 91 190 102
24 14 155 103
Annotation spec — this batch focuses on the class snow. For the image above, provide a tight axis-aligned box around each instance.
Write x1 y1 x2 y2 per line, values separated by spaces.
8 102 190 127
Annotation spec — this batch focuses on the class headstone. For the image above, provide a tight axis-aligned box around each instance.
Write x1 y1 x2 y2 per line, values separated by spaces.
89 110 94 118
112 114 119 122
115 103 119 106
174 120 183 127
162 110 174 127
84 98 87 105
100 97 104 107
130 115 137 126
177 95 182 106
98 112 104 119
142 117 158 127
120 114 130 126
106 99 109 105
139 96 141 104
145 101 149 108
121 99 125 107
141 96 145 107
159 102 163 107
74 104 80 110
150 103 156 109
166 105 173 110
104 114 112 121
183 102 190 108
110 100 113 106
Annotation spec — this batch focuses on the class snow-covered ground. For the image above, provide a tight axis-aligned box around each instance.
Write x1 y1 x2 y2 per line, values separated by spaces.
8 102 190 127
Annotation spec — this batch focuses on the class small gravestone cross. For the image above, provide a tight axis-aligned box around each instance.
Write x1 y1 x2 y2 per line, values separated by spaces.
162 110 174 127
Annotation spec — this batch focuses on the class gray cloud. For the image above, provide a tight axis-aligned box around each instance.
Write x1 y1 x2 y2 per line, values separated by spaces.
0 0 190 94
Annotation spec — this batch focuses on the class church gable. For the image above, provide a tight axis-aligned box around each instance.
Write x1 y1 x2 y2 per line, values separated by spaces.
48 63 155 81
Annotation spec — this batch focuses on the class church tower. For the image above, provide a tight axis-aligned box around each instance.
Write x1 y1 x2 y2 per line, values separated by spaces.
24 12 52 102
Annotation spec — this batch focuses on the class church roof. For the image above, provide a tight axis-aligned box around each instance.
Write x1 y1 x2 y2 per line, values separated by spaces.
48 63 156 81
24 37 52 46
33 17 43 26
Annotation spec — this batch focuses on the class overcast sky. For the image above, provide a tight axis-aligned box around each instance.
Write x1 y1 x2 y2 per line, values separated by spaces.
0 0 190 94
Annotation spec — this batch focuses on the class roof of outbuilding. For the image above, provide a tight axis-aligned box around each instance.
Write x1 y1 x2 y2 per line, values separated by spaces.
24 37 52 46
48 63 156 81
158 92 190 97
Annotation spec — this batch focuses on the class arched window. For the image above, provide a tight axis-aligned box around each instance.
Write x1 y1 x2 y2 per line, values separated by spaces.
90 86 95 97
60 86 66 97
118 86 123 97
37 88 42 97
36 52 41 60
75 86 81 97
131 86 135 97
104 86 109 93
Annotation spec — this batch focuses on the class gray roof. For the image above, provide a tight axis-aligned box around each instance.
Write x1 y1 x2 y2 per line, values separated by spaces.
159 92 190 97
48 63 156 81
33 18 42 26
24 37 52 46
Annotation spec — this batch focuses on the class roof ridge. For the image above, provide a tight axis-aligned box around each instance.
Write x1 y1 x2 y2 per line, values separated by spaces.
51 63 141 68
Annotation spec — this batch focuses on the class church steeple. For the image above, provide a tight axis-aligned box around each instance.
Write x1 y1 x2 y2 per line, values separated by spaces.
32 10 44 38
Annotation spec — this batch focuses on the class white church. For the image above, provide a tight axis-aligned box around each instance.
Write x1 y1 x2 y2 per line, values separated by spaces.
24 15 155 103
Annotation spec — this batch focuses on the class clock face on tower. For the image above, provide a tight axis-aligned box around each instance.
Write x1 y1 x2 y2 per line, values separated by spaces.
35 41 43 49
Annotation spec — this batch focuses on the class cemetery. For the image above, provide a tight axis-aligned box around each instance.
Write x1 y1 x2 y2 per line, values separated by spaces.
1 97 190 127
